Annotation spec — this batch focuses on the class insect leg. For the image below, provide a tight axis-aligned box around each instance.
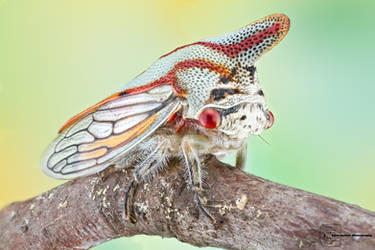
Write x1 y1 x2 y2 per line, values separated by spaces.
123 136 169 222
123 179 138 223
235 142 247 169
181 138 216 223
133 138 169 181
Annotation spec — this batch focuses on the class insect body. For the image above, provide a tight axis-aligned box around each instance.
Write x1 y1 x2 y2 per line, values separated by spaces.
41 14 290 221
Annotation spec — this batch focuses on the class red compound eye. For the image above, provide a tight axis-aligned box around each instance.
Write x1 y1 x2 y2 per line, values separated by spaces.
266 110 274 129
198 108 221 129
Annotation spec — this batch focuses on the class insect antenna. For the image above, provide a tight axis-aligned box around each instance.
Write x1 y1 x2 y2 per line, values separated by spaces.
258 135 271 146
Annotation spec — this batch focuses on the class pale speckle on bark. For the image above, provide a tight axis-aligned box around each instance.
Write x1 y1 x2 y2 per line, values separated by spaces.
0 157 374 250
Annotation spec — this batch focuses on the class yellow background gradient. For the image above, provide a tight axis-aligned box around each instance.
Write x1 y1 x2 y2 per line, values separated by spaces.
0 1 374 249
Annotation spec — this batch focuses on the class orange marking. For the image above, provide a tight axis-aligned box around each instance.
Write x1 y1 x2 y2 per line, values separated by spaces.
59 60 229 134
124 82 169 95
125 59 230 97
159 44 192 58
59 92 123 133
166 109 179 122
176 119 186 133
80 114 157 151
79 148 108 160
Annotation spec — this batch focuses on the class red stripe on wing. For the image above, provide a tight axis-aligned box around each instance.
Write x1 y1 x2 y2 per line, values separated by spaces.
126 59 230 96
59 59 229 133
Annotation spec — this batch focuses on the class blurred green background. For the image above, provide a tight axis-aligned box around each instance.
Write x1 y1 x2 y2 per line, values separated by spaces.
1 0 374 249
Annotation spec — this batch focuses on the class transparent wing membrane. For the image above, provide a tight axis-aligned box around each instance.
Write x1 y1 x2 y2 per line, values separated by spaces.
41 85 180 179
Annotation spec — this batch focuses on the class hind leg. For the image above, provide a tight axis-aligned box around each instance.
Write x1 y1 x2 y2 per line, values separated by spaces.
123 136 170 222
123 179 138 223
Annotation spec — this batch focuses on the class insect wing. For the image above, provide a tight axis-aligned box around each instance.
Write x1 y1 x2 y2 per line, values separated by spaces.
40 85 180 179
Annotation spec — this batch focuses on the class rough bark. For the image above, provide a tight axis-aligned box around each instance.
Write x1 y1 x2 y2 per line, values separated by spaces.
0 156 374 250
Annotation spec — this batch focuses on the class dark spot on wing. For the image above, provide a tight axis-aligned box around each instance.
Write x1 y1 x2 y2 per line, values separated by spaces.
258 90 264 96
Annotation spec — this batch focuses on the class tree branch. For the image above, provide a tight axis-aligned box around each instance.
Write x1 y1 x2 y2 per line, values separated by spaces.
0 156 374 249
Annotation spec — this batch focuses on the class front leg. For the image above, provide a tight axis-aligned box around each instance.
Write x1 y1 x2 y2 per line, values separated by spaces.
181 137 216 222
235 142 247 169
